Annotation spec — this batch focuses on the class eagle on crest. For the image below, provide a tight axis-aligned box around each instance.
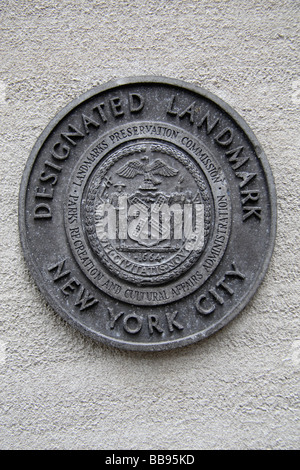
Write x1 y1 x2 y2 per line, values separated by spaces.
116 156 178 186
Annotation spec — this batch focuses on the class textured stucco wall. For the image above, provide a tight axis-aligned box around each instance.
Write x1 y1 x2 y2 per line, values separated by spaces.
0 0 299 450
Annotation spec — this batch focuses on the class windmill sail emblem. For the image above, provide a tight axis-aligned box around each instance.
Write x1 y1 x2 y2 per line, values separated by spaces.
114 155 179 245
116 155 178 190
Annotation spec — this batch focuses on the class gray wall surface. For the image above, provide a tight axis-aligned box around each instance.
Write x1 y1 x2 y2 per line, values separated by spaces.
0 0 299 450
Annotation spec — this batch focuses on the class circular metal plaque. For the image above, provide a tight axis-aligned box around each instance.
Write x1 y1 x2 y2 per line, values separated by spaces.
19 77 276 351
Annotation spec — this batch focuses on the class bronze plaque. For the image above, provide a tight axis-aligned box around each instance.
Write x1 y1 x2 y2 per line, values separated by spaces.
19 77 276 350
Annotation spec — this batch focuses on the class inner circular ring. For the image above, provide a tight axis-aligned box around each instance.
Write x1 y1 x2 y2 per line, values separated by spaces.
84 140 213 285
64 122 232 306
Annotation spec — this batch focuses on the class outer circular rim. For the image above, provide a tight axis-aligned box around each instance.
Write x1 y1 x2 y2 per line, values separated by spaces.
18 76 277 351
